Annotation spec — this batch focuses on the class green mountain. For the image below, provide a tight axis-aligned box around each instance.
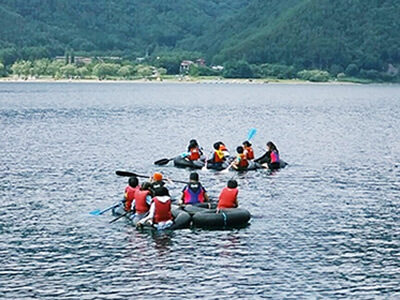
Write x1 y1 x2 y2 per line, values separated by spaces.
0 0 248 64
211 0 400 73
1 0 399 79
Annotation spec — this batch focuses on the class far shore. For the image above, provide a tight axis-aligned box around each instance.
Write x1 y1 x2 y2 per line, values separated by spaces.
0 76 388 85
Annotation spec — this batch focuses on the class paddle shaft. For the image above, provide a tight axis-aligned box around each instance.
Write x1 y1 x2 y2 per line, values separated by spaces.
115 170 187 184
109 211 129 223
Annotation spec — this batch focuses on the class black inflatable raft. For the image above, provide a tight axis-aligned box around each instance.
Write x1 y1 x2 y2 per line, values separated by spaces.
192 207 251 229
173 156 205 169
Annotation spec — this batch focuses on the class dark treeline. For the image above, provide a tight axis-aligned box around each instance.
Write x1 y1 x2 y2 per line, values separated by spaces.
1 0 399 81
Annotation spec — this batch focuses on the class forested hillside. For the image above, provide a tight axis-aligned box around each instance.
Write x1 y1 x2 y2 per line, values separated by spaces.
1 0 399 81
213 0 400 76
0 0 248 64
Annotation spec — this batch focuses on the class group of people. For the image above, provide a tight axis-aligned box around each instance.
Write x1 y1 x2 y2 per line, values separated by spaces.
183 139 281 170
121 172 239 230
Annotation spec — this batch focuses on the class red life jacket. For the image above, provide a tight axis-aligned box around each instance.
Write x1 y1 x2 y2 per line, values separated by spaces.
135 190 151 214
153 197 172 223
238 153 249 168
189 147 201 160
244 146 254 160
217 187 238 209
124 185 139 211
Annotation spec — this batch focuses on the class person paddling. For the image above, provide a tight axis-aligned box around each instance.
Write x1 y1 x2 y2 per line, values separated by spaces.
179 172 209 206
217 180 239 211
130 182 153 225
124 176 140 212
137 187 173 230
243 141 255 160
254 141 281 170
232 146 249 171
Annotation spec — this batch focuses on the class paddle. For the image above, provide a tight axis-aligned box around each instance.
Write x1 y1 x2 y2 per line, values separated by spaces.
154 157 174 166
220 128 257 173
89 202 119 216
109 211 129 223
115 170 187 184
247 128 257 140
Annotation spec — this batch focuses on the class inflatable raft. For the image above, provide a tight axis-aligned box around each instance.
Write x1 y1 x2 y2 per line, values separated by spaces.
182 204 251 229
173 156 205 169
192 207 251 229
207 159 287 171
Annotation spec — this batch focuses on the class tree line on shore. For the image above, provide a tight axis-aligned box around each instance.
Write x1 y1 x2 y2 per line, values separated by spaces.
3 57 399 83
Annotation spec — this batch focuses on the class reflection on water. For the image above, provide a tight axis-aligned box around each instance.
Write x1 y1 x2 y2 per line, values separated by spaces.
0 82 399 298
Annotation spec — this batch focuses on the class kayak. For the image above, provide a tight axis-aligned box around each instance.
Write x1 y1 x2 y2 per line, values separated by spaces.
173 156 205 169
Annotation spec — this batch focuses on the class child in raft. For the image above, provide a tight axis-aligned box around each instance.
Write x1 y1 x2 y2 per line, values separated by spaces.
243 140 255 160
137 187 174 230
217 179 239 211
182 139 204 161
179 172 209 206
123 176 140 212
130 182 153 225
209 142 229 168
232 146 249 171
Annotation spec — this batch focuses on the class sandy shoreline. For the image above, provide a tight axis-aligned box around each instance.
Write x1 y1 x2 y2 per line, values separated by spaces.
0 76 365 85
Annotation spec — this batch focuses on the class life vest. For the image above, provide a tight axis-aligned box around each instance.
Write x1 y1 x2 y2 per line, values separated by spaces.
270 150 280 163
238 153 249 168
213 150 224 163
244 146 254 160
183 182 205 204
153 197 172 223
188 147 201 161
124 185 139 211
135 190 151 214
217 187 238 209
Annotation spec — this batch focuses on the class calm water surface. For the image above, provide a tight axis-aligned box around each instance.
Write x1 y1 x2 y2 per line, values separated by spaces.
0 82 399 299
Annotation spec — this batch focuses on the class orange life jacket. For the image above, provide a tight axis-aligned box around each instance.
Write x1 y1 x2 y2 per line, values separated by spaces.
244 146 254 160
189 147 201 160
124 185 139 211
135 190 151 214
217 187 238 209
238 153 249 168
153 197 172 223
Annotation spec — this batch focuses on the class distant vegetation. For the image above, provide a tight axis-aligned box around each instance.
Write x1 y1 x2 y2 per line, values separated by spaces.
1 0 399 82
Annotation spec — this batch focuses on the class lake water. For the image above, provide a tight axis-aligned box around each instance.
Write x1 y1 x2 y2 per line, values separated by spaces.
0 82 399 299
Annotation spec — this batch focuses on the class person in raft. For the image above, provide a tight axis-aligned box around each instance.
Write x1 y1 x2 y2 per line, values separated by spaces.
179 172 209 206
243 141 255 160
254 141 281 170
209 142 228 168
123 176 140 212
150 172 165 193
137 187 173 230
217 180 239 211
182 139 204 161
130 182 153 225
232 146 249 171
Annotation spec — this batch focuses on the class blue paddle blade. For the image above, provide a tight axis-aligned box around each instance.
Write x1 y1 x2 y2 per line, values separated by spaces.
247 128 257 140
89 209 101 215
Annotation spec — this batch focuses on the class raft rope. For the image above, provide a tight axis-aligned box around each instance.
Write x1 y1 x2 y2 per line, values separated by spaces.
221 211 227 227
